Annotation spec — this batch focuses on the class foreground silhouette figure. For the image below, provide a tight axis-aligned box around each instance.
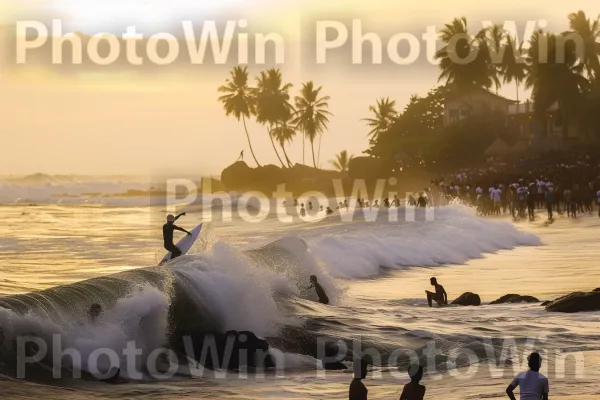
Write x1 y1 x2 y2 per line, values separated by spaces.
425 277 448 307
400 364 426 400
349 358 369 400
506 352 549 400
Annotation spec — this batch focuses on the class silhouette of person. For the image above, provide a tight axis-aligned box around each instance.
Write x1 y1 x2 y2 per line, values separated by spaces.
400 364 425 400
237 150 244 161
163 213 191 260
425 277 447 307
506 352 549 400
349 358 369 400
308 275 329 304
300 204 306 217
89 303 102 323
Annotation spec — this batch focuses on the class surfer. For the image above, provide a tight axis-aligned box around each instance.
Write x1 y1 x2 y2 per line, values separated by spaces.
425 277 448 307
163 213 192 260
308 275 329 304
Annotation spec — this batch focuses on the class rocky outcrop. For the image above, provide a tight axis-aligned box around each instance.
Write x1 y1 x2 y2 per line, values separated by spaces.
451 292 481 306
490 294 540 305
220 161 344 194
545 290 600 313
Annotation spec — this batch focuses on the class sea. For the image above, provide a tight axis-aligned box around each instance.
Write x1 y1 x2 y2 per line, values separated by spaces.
0 176 599 400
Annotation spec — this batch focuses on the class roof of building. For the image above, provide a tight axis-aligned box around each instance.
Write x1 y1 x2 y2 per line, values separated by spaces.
445 86 516 104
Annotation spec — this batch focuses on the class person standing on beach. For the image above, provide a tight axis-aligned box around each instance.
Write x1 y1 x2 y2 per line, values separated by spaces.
399 364 426 400
349 358 369 400
506 352 548 400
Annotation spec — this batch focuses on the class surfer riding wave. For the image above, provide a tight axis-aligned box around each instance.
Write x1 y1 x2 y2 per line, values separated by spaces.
163 213 191 259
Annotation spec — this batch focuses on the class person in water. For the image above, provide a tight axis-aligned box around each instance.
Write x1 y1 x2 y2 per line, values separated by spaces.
506 352 549 400
425 277 448 307
163 213 191 259
308 275 329 304
399 364 426 400
349 358 369 400
89 303 102 323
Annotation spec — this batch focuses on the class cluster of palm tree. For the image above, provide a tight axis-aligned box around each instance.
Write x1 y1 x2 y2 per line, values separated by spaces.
364 10 600 140
435 11 600 133
218 66 332 169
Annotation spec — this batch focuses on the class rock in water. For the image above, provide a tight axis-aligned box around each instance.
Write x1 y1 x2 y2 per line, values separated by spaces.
545 290 600 313
490 294 540 304
451 292 481 306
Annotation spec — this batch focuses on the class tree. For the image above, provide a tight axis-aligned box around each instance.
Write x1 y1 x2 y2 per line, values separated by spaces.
293 81 332 168
567 11 600 81
362 97 398 140
526 30 590 137
499 36 528 103
218 66 261 166
435 17 499 91
329 150 354 172
253 68 294 168
366 87 445 166
270 116 297 167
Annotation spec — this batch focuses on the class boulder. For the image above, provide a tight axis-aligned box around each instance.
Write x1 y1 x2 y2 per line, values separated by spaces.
451 292 481 306
490 294 540 305
221 161 254 190
545 290 600 313
540 301 551 306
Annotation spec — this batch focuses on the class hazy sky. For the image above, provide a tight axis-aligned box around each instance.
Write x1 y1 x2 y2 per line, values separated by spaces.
1 0 599 176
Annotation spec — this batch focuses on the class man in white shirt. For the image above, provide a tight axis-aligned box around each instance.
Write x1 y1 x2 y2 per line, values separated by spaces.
506 352 549 400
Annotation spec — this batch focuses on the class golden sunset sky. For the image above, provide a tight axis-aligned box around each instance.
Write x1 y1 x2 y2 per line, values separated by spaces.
1 0 599 175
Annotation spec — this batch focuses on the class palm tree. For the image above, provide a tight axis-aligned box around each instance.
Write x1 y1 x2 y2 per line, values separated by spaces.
484 24 506 93
293 81 332 168
218 66 261 166
526 31 590 137
270 116 297 167
329 150 354 172
499 36 528 103
363 97 398 140
567 11 600 81
253 69 294 168
435 17 498 91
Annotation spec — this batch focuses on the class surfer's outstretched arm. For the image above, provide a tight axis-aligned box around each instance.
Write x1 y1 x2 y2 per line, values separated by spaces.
174 225 191 235
174 212 186 221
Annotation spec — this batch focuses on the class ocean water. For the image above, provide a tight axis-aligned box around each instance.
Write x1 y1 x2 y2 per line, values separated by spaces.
1 180 599 399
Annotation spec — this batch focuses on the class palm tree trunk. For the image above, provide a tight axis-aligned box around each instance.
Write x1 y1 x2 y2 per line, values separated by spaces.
302 133 305 165
281 143 293 167
317 134 322 169
268 128 286 168
311 139 317 168
516 80 519 104
243 116 261 167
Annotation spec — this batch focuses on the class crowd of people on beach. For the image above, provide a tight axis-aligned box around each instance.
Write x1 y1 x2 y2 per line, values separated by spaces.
427 154 600 221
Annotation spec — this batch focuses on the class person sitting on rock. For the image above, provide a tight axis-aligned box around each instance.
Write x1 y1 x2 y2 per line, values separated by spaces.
425 277 447 307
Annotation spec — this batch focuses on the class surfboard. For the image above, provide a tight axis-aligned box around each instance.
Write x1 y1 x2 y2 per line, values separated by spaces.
159 223 203 266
